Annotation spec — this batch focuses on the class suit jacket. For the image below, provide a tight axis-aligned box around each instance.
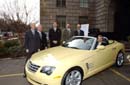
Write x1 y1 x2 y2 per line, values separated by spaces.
62 29 73 41
74 30 84 36
49 28 61 47
24 30 41 54
39 32 48 50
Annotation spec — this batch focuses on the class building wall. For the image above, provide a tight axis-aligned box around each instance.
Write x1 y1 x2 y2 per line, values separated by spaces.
40 0 113 32
94 0 114 32
40 0 89 31
94 0 106 32
88 0 96 29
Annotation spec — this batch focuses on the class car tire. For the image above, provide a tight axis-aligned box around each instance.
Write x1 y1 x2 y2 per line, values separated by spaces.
61 68 83 85
115 52 124 67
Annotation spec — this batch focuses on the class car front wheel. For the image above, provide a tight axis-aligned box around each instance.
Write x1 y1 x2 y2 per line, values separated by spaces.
62 68 83 85
116 52 124 67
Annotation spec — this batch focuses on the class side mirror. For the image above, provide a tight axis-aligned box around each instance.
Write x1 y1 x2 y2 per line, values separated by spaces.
97 45 105 50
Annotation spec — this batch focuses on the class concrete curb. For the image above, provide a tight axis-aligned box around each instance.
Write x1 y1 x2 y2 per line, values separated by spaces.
0 57 25 61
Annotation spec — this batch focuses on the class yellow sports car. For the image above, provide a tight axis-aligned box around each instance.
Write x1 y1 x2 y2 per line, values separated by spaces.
25 36 125 85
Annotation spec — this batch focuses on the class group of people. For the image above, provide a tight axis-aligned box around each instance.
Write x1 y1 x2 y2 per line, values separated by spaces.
24 23 48 60
24 22 85 59
23 21 85 77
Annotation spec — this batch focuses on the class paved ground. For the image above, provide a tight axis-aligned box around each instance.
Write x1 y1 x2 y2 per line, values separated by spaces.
0 53 130 85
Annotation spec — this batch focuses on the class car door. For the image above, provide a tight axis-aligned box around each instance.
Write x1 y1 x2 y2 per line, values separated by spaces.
83 45 116 75
104 44 117 62
96 45 117 65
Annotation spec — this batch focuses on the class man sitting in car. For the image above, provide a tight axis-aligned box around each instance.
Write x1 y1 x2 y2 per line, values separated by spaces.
95 35 109 48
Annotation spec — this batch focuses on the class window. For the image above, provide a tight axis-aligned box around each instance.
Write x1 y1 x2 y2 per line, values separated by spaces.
79 16 88 24
62 37 94 50
80 0 88 8
56 0 66 7
56 16 66 29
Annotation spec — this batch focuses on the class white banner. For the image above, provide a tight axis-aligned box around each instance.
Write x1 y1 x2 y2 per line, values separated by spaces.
81 24 89 36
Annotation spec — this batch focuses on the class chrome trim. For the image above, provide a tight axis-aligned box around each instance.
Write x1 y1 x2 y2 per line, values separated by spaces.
28 61 40 72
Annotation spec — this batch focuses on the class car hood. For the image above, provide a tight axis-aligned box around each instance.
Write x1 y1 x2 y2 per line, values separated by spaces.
30 46 93 66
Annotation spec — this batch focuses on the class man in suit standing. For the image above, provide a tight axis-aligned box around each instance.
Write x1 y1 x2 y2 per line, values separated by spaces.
49 22 61 47
74 24 84 36
37 24 48 50
62 24 73 41
24 23 41 59
24 23 41 77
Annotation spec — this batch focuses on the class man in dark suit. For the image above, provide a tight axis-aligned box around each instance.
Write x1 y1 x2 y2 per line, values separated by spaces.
24 23 41 77
24 23 41 58
49 22 61 47
74 24 84 36
37 24 48 50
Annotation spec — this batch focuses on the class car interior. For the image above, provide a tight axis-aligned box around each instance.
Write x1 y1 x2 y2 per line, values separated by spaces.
102 37 109 46
94 36 109 49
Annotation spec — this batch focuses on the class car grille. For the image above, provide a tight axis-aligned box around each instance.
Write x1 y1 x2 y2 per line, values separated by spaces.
28 61 40 72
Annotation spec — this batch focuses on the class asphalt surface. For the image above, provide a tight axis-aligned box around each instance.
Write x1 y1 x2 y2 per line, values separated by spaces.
0 53 130 85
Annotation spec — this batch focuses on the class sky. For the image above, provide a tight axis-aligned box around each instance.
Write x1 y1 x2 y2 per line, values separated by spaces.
0 0 40 24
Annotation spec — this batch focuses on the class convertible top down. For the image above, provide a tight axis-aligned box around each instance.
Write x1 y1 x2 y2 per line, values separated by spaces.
25 36 125 85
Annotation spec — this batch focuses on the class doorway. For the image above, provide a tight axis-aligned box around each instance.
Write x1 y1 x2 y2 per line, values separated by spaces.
114 0 130 40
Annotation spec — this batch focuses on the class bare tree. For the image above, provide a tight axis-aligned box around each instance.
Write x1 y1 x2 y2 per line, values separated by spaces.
0 0 39 45
1 0 38 24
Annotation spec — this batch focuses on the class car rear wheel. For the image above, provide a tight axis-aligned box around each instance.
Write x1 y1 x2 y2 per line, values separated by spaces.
116 52 124 67
62 68 83 85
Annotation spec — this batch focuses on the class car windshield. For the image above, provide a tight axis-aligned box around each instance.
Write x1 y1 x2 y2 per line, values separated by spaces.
62 37 94 50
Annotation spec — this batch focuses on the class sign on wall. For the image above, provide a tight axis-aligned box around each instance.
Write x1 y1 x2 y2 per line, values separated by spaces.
81 24 89 36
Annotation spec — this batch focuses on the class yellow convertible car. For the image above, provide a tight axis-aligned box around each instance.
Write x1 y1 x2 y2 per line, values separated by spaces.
25 36 125 85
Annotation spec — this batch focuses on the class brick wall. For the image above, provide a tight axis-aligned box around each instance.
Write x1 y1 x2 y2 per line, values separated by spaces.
94 0 107 32
40 0 114 32
94 0 114 32
40 0 89 31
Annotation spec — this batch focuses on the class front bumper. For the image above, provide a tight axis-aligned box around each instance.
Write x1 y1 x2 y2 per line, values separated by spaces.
25 63 62 85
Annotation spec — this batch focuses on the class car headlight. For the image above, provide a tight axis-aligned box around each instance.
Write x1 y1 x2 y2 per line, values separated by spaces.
40 66 56 75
